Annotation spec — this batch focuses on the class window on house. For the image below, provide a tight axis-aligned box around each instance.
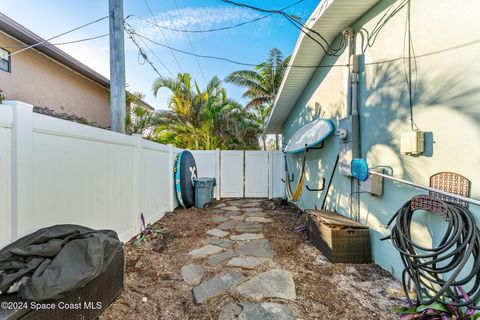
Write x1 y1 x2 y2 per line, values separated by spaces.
0 48 11 72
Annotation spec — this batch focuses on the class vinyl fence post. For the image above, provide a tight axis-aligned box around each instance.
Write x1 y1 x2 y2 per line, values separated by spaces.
215 148 221 200
168 144 175 211
132 134 143 236
268 150 273 199
6 100 34 240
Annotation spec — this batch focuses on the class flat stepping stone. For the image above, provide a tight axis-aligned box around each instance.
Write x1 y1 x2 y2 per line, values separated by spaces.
240 202 262 208
228 200 248 205
236 222 263 233
189 245 224 258
245 212 267 218
211 216 229 223
212 209 226 214
242 207 263 213
223 206 241 211
207 229 229 238
245 217 273 223
236 269 296 301
181 264 204 286
214 203 226 208
225 211 243 217
227 257 266 269
217 220 237 230
239 239 273 258
231 233 265 241
208 249 237 267
192 270 246 304
229 215 246 221
207 238 234 248
219 302 296 320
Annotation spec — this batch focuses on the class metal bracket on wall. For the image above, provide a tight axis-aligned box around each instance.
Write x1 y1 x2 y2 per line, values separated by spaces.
306 178 325 192
305 141 324 151
429 172 471 208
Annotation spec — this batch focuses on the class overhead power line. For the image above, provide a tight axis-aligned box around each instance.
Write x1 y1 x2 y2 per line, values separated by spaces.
126 0 303 33
136 32 175 77
172 0 207 84
125 24 166 81
142 0 184 73
2 34 109 49
128 27 480 70
221 0 346 57
7 15 109 57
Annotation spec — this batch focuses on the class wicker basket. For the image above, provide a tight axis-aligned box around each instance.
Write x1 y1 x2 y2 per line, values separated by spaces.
306 210 371 263
0 247 124 320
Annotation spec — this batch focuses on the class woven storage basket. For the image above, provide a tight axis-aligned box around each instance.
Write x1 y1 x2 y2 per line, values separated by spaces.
306 210 371 263
0 247 124 320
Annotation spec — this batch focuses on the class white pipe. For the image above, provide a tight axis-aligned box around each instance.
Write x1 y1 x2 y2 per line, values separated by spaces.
370 171 480 207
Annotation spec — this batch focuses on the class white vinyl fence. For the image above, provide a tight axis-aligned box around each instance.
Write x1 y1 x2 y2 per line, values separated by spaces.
191 150 285 199
0 101 285 250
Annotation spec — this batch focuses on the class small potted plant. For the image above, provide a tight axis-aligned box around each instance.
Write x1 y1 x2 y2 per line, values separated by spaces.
0 89 4 104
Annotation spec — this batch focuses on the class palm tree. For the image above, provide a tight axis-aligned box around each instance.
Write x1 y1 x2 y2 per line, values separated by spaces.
225 48 290 150
152 73 260 150
125 91 155 138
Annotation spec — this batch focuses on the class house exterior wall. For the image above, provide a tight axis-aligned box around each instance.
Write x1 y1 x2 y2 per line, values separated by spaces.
282 0 480 279
0 32 110 127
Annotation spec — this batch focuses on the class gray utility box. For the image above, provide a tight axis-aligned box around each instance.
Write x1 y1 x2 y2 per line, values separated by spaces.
194 177 216 209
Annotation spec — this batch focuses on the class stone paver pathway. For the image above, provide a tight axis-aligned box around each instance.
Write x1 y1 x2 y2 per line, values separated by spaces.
182 199 297 319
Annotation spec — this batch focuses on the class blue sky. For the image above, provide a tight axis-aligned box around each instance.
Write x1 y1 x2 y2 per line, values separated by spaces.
0 0 318 109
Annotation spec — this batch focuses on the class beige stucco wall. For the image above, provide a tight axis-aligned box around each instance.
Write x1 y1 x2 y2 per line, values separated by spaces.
0 32 110 127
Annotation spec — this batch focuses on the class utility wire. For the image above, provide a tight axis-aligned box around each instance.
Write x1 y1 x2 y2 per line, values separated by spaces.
136 31 175 77
7 15 109 57
403 0 418 130
359 0 408 52
129 28 480 69
131 30 346 68
125 24 166 81
142 0 184 74
2 34 109 49
126 0 303 33
221 0 346 56
171 0 207 83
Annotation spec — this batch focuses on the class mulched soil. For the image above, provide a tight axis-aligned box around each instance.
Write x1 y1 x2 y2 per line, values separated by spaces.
100 199 403 320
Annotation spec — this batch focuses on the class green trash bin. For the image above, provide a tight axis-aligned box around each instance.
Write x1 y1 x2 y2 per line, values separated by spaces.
194 177 216 208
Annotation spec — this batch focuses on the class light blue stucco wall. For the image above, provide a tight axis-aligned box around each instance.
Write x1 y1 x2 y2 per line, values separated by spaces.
281 0 480 279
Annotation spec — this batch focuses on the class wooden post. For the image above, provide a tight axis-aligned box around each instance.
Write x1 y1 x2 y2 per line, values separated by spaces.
109 0 126 133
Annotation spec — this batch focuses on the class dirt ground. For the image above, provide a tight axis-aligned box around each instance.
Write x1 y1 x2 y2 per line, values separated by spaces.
101 199 403 320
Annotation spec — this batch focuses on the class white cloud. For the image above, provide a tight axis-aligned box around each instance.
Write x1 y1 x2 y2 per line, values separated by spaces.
129 6 263 42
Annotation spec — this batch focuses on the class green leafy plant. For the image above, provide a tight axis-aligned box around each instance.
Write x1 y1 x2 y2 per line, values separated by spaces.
131 213 168 246
0 90 5 104
395 287 480 319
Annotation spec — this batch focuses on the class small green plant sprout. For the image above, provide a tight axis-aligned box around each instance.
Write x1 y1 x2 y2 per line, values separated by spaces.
395 286 480 319
131 213 168 246
0 89 5 104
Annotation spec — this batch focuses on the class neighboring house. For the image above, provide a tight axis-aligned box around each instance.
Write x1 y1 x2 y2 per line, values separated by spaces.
0 12 153 127
266 0 480 280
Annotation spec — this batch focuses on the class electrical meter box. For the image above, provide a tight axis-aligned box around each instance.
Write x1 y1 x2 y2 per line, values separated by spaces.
338 115 360 176
400 130 424 156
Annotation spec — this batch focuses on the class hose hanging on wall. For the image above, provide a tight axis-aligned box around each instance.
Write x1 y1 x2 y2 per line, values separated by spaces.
382 196 480 308
283 151 307 202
